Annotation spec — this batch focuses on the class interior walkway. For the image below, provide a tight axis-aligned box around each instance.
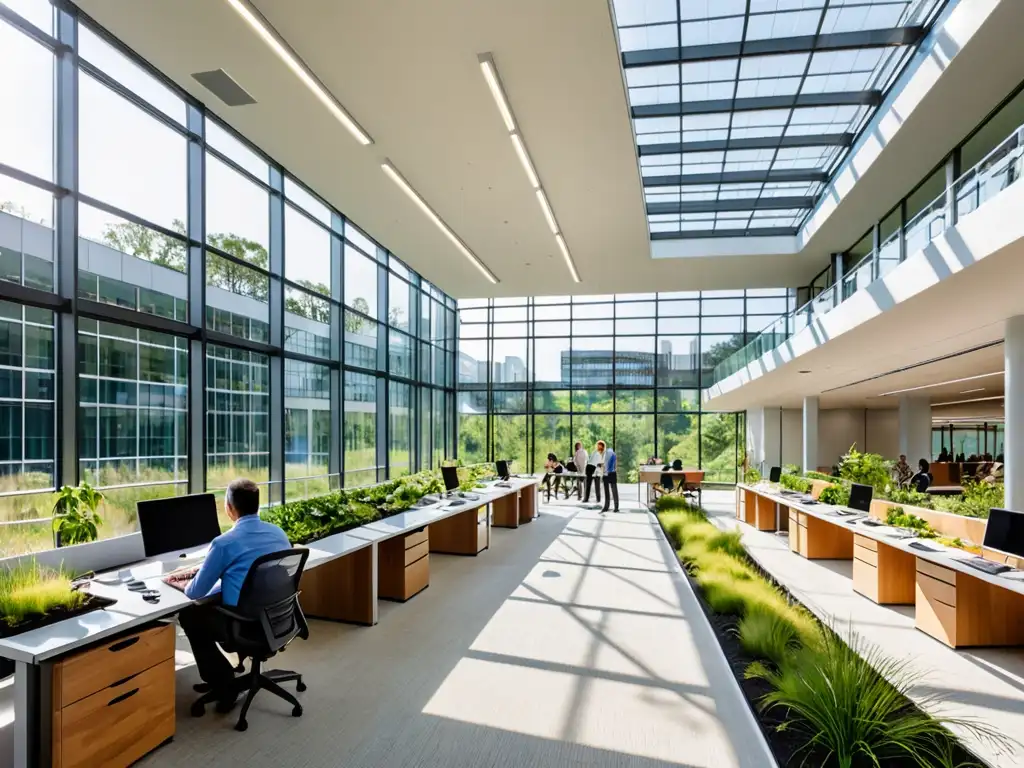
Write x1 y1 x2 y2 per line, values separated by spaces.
118 489 773 767
702 489 1024 768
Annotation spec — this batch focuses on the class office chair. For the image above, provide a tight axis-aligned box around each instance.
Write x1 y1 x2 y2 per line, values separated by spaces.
190 548 310 732
948 463 962 484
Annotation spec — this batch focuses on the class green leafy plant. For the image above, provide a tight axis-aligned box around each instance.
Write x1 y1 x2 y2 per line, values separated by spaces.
817 484 850 506
779 473 813 494
51 483 104 547
886 507 938 538
744 467 762 484
803 470 834 481
0 562 87 628
885 486 934 509
837 444 892 494
932 481 1003 519
746 628 1009 768
783 463 801 475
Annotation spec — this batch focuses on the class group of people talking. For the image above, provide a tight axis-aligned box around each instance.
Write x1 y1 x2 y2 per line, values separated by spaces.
543 440 620 513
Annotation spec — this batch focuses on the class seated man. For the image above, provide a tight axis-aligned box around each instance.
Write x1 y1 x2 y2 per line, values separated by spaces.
168 478 290 708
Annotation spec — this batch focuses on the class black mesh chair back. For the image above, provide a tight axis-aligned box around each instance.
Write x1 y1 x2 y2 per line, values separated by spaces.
672 459 683 471
566 461 578 472
233 548 310 656
660 474 674 492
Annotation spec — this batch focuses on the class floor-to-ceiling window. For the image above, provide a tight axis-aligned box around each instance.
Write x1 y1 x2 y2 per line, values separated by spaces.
457 291 792 482
0 2 457 555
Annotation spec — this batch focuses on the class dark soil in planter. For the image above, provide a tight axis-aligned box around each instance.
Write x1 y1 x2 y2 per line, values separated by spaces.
656 515 980 768
0 594 117 639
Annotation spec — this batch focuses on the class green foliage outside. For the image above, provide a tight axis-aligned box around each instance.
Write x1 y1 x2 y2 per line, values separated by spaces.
803 470 834 481
655 496 1008 767
0 563 86 629
458 390 741 484
932 481 1003 519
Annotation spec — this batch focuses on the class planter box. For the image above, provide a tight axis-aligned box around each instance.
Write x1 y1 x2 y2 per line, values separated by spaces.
0 594 117 639
867 499 987 544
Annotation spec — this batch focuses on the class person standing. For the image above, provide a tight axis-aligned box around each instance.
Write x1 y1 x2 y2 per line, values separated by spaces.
573 442 587 475
583 446 601 504
893 454 913 489
598 440 620 513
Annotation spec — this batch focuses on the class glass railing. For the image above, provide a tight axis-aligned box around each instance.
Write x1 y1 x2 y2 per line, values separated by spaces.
710 123 1024 387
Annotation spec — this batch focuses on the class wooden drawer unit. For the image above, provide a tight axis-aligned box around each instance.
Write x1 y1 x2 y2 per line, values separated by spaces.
853 535 915 606
52 624 175 768
788 510 801 553
379 529 430 601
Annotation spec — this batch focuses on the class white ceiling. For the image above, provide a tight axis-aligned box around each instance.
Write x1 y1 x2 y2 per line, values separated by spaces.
74 0 1024 299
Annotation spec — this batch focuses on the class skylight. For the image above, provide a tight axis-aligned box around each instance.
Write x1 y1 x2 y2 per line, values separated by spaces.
613 0 949 239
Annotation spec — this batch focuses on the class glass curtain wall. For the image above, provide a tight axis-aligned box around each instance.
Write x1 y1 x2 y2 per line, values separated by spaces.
0 3 457 555
458 291 789 483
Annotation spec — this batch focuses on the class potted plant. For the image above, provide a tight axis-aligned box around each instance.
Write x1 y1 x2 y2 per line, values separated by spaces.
52 483 104 548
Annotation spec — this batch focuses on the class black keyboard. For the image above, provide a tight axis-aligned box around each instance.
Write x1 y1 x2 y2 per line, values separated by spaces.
860 519 882 527
908 540 941 553
802 500 819 506
496 482 512 488
961 557 1012 575
448 499 466 507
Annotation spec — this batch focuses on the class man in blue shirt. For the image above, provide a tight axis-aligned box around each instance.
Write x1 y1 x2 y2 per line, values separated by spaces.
598 440 620 513
174 478 290 705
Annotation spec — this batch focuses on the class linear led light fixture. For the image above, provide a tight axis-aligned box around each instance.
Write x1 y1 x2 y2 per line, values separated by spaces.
223 0 372 146
932 395 1004 407
381 160 498 285
878 371 1003 397
478 52 581 283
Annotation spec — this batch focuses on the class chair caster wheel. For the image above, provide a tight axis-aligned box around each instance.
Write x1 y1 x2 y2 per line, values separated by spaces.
235 719 248 732
296 681 307 692
292 705 303 717
190 702 205 718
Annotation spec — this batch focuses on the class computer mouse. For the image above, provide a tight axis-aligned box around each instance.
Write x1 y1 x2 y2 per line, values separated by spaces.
179 552 187 558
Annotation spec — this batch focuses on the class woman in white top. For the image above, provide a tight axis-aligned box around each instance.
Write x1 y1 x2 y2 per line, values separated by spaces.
572 442 588 474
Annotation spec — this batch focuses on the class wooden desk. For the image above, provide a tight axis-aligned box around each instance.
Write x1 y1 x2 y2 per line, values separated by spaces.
493 479 540 528
740 483 1024 648
639 467 705 508
735 486 788 532
927 485 964 496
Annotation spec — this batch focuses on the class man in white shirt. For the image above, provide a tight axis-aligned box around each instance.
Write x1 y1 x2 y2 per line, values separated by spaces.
582 446 601 504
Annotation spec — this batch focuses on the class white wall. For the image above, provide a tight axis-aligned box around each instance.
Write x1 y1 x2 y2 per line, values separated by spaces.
866 410 899 459
779 408 901 469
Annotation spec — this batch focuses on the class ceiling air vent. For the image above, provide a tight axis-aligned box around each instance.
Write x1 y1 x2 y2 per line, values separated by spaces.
191 69 256 107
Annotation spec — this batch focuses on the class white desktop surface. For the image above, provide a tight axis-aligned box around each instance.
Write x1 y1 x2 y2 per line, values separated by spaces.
0 478 539 665
740 483 1024 597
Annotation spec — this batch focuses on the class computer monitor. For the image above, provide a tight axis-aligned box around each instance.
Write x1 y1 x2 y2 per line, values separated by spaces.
983 508 1024 558
441 465 461 493
496 460 509 480
768 466 781 483
138 493 221 558
848 483 873 512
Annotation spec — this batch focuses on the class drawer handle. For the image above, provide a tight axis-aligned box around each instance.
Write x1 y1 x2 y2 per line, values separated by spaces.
109 672 140 689
109 636 140 652
108 688 139 707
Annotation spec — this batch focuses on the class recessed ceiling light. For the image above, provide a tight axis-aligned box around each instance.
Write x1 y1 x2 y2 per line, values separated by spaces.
932 395 1004 407
959 387 985 394
223 0 372 145
479 52 581 284
878 371 1002 397
381 160 498 285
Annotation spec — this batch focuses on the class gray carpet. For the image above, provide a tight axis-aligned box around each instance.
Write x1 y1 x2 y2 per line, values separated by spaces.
141 493 772 768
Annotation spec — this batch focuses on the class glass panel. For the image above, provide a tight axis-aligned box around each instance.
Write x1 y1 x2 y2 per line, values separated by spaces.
344 313 377 369
284 178 331 226
285 287 330 359
205 344 270 488
458 391 486 464
533 414 571 473
0 22 53 181
206 120 269 182
80 73 186 231
79 203 187 322
616 414 654 476
345 244 378 318
492 415 527 471
285 205 330 293
493 338 528 386
388 381 412 478
284 358 331 498
570 337 613 387
0 178 55 292
458 339 488 386
388 273 411 331
344 371 377 486
657 413 698 468
205 254 269 343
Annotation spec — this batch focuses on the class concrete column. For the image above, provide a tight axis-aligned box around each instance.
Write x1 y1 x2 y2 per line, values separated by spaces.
898 395 932 464
746 407 781 472
1006 317 1024 510
802 397 819 474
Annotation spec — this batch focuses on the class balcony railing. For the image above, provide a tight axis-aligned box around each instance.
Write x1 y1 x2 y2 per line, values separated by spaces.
709 123 1024 387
